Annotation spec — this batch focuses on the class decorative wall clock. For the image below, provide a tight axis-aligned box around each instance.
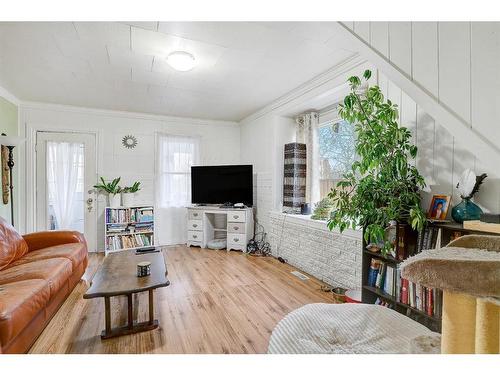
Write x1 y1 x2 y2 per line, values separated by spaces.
122 135 138 149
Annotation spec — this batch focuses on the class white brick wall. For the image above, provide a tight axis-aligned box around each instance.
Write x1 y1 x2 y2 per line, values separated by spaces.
269 211 363 289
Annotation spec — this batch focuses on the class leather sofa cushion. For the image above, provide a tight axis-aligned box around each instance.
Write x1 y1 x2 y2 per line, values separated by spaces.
0 258 72 298
9 243 87 271
0 217 28 271
0 279 51 346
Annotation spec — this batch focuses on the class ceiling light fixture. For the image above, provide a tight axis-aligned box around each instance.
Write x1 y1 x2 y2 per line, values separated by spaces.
167 51 196 72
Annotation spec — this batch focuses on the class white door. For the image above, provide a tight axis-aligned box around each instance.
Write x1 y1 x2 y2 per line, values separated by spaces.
36 131 97 252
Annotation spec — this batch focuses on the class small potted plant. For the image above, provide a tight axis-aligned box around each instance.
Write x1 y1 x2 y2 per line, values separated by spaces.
93 177 121 208
122 181 141 207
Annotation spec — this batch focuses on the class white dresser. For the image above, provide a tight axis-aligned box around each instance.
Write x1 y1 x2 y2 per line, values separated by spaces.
186 206 254 251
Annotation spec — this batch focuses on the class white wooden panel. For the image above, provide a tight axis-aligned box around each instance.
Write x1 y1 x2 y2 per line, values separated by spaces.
389 22 412 77
438 22 471 123
412 22 439 97
416 105 435 184
370 22 389 58
387 80 401 115
401 91 417 145
434 122 455 196
471 22 500 146
378 71 389 99
354 22 370 42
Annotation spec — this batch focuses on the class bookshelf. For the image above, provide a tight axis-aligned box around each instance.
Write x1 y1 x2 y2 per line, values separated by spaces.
361 220 500 332
104 206 155 255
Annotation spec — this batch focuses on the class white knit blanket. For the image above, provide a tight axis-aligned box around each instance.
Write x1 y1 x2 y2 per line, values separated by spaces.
268 303 435 354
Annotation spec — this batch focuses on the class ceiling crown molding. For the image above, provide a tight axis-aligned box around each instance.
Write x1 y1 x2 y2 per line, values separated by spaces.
19 101 239 127
0 85 20 106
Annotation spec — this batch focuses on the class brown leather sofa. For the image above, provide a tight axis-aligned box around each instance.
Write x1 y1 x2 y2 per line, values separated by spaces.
0 217 88 353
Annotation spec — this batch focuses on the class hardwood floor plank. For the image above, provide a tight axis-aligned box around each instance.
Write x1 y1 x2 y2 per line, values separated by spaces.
29 246 336 354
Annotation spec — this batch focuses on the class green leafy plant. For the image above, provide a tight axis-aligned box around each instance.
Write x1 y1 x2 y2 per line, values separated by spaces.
327 70 426 254
122 181 141 193
311 197 335 220
93 177 121 194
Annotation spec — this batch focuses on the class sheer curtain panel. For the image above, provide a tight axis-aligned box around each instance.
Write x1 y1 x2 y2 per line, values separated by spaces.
46 141 84 230
156 134 200 245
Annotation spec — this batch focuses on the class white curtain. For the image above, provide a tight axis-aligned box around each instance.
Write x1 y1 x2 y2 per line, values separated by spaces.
156 134 200 245
47 141 84 230
296 112 320 205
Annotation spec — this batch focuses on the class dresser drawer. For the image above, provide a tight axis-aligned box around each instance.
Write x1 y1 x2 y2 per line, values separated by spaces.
227 233 246 246
188 219 202 231
228 211 245 223
228 223 245 233
187 230 202 241
188 210 202 220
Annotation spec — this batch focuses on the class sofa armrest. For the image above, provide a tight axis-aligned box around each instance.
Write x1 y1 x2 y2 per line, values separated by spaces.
22 231 87 252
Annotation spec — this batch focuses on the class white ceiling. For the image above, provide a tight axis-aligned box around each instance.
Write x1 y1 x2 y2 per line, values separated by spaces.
0 22 356 121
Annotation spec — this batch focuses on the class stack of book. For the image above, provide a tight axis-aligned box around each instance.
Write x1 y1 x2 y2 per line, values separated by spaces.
106 233 153 251
400 278 442 318
416 226 441 252
134 222 154 233
106 208 131 223
367 259 397 297
130 207 154 223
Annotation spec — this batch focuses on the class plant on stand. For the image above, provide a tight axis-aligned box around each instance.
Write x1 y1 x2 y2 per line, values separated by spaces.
93 177 121 208
122 181 141 207
327 70 426 255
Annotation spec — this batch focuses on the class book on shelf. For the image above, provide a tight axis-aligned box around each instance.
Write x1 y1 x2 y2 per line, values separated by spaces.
106 233 154 251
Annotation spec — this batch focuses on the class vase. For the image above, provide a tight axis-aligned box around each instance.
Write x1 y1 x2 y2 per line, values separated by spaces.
451 198 483 223
108 193 121 208
122 192 135 207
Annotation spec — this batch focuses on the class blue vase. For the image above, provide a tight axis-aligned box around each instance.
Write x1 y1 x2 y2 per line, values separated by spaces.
451 198 483 223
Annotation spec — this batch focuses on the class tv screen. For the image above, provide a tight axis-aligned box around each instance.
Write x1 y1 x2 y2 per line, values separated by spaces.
191 165 253 206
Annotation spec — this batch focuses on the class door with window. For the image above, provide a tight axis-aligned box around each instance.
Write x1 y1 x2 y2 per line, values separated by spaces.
36 131 97 251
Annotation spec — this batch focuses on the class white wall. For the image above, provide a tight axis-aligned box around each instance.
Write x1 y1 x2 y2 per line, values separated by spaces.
240 113 295 232
345 22 500 213
20 103 240 250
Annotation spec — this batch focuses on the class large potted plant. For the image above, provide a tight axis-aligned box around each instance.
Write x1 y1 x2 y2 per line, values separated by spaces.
94 177 122 208
122 181 141 207
327 70 426 254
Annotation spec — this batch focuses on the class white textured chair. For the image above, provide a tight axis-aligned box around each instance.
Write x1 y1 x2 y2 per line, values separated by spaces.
268 303 439 354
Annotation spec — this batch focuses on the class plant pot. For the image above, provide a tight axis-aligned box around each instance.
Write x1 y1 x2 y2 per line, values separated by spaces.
108 193 121 208
451 198 483 223
122 192 135 207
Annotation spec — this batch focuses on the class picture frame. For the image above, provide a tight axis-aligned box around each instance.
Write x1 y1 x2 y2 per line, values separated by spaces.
428 194 451 221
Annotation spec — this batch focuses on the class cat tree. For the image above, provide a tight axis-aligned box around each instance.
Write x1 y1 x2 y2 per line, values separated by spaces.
401 235 500 354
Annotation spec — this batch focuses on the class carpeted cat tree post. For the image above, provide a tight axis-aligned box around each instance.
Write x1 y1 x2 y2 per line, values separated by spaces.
401 235 500 354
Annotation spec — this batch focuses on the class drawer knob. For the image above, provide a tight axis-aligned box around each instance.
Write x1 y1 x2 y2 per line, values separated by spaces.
193 224 198 228
234 238 239 242
233 226 239 230
233 215 239 219
193 235 197 239
194 213 198 217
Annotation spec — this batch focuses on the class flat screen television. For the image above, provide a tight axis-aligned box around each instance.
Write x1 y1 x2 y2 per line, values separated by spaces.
191 165 253 206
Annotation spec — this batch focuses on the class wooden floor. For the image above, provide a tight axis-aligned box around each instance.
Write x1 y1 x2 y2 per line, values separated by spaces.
29 246 335 354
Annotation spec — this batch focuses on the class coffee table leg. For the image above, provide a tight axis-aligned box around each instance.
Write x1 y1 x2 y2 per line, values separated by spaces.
104 296 111 335
127 294 133 328
149 289 154 324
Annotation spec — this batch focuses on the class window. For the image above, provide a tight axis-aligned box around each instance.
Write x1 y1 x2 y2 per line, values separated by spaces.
317 119 357 199
157 134 200 207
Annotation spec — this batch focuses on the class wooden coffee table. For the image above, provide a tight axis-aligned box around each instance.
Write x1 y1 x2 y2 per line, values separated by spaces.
84 249 170 339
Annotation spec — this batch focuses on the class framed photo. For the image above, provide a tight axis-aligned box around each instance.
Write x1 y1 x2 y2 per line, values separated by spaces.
428 195 451 221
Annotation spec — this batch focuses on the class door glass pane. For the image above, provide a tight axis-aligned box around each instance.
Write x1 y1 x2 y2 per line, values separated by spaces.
46 141 85 232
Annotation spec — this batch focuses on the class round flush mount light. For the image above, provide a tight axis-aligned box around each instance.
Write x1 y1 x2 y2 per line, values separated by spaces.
167 51 196 72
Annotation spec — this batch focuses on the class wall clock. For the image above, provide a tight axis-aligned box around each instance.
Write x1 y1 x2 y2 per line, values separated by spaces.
122 135 138 149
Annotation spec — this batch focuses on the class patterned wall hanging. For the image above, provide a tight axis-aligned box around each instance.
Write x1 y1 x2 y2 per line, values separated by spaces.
282 142 306 214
